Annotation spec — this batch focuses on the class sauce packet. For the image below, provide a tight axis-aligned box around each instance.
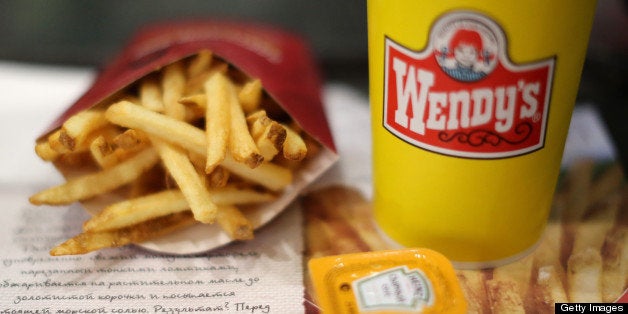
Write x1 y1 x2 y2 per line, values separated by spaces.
308 248 467 313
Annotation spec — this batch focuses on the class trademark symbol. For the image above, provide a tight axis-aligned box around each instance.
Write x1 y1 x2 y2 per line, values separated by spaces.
533 112 542 123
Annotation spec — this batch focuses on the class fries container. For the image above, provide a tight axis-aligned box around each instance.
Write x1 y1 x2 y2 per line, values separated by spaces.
368 1 597 268
38 20 338 254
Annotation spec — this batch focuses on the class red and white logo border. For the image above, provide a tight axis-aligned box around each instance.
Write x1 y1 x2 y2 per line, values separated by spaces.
382 11 556 159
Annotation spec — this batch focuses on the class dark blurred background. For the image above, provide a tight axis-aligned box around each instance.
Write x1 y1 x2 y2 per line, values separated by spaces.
0 0 626 167
0 1 369 82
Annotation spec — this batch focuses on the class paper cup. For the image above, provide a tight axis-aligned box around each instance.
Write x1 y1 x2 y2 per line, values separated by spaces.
368 1 597 268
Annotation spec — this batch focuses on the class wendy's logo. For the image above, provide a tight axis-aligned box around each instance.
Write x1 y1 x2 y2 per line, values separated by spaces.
382 11 555 159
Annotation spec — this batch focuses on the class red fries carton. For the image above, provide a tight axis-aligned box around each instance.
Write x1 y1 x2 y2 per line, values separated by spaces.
36 20 338 254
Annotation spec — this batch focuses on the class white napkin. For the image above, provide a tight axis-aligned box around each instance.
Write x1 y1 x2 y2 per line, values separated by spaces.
561 103 618 167
0 187 305 312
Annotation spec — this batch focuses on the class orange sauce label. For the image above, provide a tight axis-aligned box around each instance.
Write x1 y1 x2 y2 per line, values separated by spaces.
308 248 467 313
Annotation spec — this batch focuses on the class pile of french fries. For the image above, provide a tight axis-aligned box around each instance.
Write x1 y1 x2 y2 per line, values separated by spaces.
30 50 318 256
303 161 627 312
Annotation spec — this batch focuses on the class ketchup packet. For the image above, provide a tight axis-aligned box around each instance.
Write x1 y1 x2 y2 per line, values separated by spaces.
34 20 338 255
308 248 467 313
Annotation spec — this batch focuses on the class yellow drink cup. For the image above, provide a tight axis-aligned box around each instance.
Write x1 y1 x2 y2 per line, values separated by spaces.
368 1 597 268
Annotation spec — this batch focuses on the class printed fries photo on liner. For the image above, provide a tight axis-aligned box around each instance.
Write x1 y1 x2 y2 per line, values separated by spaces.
28 20 338 256
302 161 628 312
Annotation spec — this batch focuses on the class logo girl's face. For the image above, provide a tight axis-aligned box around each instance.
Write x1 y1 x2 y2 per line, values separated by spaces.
454 43 478 67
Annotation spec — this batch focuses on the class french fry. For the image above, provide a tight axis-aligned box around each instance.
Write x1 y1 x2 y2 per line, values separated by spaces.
492 253 534 298
138 74 219 224
203 72 232 172
564 159 594 222
216 205 254 240
567 247 603 302
601 227 628 302
186 49 213 78
161 62 187 120
83 185 275 232
84 189 188 232
247 110 286 161
127 163 166 198
139 77 164 112
187 152 230 188
531 223 569 309
47 129 73 154
222 155 292 191
572 193 620 253
178 93 207 120
50 211 197 256
303 186 390 251
246 110 269 137
228 85 263 168
589 163 624 205
185 60 228 95
533 223 563 267
206 166 230 188
536 265 569 310
486 279 526 314
209 185 277 204
105 100 293 190
281 123 308 161
151 137 217 224
30 148 159 205
179 94 206 108
304 215 333 259
201 70 264 169
456 270 487 314
302 185 393 260
238 78 263 113
301 188 373 255
35 140 60 161
90 129 150 169
89 135 116 168
113 129 150 150
179 94 207 121
319 219 371 255
105 100 207 151
55 151 93 167
59 109 109 151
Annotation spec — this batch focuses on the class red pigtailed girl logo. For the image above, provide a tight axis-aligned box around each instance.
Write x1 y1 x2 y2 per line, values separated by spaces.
436 28 497 82
383 11 555 159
